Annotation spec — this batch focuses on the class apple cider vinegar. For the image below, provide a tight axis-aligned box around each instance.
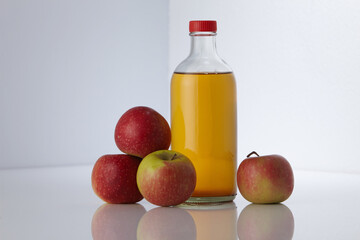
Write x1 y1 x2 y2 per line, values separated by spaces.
171 20 237 203
171 72 237 200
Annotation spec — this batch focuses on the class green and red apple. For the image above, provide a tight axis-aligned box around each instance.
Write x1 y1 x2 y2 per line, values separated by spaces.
114 106 171 158
237 151 294 204
137 150 196 206
92 154 143 204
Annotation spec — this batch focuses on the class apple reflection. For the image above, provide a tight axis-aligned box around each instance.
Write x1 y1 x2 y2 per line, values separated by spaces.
183 202 238 240
91 203 146 240
137 207 196 240
237 204 294 240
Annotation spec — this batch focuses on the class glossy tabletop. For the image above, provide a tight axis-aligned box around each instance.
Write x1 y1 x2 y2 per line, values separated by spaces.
1 165 359 239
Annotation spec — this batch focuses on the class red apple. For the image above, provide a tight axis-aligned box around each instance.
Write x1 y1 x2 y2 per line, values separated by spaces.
91 203 146 240
114 106 171 158
92 154 143 204
137 207 196 240
136 150 196 206
237 204 294 240
237 151 294 204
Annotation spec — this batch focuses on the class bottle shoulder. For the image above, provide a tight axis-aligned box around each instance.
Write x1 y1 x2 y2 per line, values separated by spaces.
174 55 233 74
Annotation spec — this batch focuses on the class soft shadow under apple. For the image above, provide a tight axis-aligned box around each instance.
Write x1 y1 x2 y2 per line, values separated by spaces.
180 202 238 240
137 206 196 240
91 203 146 240
237 203 295 240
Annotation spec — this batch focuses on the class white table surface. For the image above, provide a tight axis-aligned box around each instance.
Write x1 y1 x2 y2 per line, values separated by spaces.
1 165 359 239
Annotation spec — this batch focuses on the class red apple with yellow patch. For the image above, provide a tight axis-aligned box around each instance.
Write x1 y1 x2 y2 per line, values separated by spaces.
237 152 294 204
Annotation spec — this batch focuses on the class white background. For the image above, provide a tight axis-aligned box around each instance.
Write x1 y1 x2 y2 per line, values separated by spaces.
171 0 360 174
0 0 169 168
1 0 360 173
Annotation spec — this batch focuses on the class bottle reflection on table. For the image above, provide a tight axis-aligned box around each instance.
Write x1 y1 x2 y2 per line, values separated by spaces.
237 204 294 240
91 203 146 240
137 206 196 240
181 202 238 240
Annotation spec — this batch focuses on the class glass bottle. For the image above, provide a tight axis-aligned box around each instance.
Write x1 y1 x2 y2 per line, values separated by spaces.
171 20 237 203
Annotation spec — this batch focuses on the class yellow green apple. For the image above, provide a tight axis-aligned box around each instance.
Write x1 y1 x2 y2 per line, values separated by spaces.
137 150 196 206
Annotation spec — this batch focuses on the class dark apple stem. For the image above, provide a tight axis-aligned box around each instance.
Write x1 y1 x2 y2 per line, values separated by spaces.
171 153 177 160
247 151 260 158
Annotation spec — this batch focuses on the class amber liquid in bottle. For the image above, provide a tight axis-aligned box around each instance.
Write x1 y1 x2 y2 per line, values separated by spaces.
171 20 237 203
171 72 237 199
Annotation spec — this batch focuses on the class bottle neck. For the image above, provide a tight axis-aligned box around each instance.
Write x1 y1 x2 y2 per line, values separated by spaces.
173 31 232 73
189 32 218 58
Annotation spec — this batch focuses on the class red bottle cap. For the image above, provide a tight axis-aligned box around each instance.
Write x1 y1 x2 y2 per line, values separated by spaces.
189 20 217 33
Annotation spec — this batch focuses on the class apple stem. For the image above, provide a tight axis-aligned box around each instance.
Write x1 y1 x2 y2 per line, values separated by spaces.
247 151 260 158
171 153 177 160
